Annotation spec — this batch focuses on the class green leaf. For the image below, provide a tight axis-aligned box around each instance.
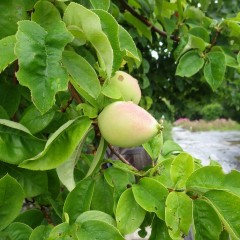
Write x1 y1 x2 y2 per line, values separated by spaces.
77 103 98 119
176 50 204 77
62 50 101 99
0 174 25 231
0 162 48 197
153 159 174 188
76 210 116 227
2 222 32 240
47 223 77 240
0 119 45 164
31 1 61 31
161 140 183 156
189 27 210 43
149 217 172 240
56 144 82 192
193 199 222 240
0 0 27 39
14 209 44 229
20 105 55 134
237 52 240 64
165 191 193 239
0 83 20 118
29 225 52 240
64 2 113 77
186 166 240 197
90 0 110 11
15 20 73 114
0 35 17 72
76 220 124 240
91 174 114 216
85 137 108 178
143 132 163 160
118 26 140 66
63 178 95 224
203 51 226 90
132 177 168 220
170 152 194 189
93 10 123 73
104 167 135 200
116 188 146 235
20 117 91 170
204 190 240 239
0 106 9 120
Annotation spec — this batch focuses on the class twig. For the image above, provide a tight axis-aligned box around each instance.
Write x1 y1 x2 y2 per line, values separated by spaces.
118 0 180 42
60 97 73 112
108 144 138 171
68 82 82 104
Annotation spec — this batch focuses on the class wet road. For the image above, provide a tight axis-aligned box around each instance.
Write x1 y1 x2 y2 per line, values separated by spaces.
173 127 240 172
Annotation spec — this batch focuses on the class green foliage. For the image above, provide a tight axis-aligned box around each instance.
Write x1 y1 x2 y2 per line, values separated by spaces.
0 1 240 239
201 103 224 121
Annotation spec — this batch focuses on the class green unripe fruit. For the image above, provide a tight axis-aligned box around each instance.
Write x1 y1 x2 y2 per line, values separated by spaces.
109 71 141 104
98 101 160 147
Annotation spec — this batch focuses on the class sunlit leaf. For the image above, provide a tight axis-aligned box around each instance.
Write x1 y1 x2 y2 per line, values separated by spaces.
20 117 91 170
64 2 113 77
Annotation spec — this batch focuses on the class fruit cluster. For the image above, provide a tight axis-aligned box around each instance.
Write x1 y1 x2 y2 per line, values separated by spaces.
98 71 161 147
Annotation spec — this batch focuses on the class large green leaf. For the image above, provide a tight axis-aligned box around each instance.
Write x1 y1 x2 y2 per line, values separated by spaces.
20 117 91 170
193 199 222 240
29 225 52 240
203 51 226 90
76 220 124 240
176 50 204 77
15 20 73 114
62 51 101 99
76 210 116 227
63 178 95 224
170 152 194 189
0 119 46 164
0 174 25 231
0 0 27 39
0 162 48 197
91 174 114 216
118 26 140 66
186 166 240 197
64 2 113 77
47 223 77 240
20 105 55 134
90 0 110 11
2 222 32 240
165 191 193 239
116 188 146 235
132 177 168 220
204 190 240 239
0 35 17 72
93 10 123 73
31 1 61 31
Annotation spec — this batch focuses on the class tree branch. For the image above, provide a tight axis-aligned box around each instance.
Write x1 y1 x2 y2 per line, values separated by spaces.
68 82 82 104
108 144 138 171
118 0 179 42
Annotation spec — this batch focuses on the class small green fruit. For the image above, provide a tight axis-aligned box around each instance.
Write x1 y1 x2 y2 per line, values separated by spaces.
98 101 160 147
109 71 141 104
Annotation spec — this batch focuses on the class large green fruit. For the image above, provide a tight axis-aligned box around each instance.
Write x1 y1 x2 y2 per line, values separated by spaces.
98 101 160 147
109 71 141 104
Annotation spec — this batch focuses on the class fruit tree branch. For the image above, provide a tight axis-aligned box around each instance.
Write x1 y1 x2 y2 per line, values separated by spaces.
118 0 179 42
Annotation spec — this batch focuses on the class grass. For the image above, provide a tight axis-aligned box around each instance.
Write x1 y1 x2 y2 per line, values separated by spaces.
174 118 240 132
